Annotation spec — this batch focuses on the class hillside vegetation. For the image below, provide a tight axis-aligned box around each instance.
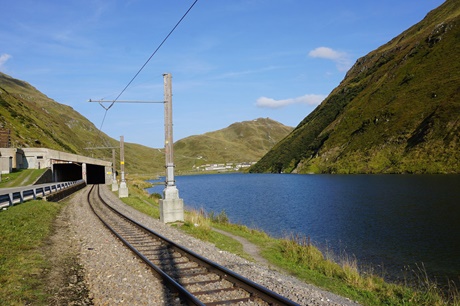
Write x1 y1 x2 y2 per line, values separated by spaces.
0 72 160 174
251 0 460 174
174 118 293 170
0 72 291 174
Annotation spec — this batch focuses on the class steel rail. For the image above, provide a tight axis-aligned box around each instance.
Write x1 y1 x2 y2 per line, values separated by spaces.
88 184 300 306
87 185 204 305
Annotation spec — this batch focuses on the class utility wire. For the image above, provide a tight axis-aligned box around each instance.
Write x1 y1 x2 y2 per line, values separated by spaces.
92 0 199 146
104 0 198 111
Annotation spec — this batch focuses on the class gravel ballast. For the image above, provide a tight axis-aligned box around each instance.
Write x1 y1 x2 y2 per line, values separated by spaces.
59 185 360 305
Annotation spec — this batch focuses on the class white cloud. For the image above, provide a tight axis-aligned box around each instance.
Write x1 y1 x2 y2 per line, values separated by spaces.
308 47 351 72
256 94 326 109
309 47 342 60
0 54 12 69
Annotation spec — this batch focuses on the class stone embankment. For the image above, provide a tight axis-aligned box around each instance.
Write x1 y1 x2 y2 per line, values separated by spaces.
48 185 360 305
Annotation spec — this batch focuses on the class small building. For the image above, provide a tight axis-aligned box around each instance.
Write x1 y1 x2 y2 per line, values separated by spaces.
0 152 12 174
0 148 25 170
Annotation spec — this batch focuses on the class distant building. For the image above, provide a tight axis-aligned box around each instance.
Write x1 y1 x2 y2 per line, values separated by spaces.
196 161 256 172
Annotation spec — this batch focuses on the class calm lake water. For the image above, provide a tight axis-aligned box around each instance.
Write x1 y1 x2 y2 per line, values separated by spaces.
147 173 460 284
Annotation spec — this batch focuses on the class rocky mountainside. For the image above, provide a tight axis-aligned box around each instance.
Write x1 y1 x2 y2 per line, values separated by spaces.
0 72 291 174
251 0 460 174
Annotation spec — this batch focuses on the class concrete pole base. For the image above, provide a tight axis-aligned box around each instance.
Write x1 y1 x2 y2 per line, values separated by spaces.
112 181 119 191
118 181 128 198
160 186 184 223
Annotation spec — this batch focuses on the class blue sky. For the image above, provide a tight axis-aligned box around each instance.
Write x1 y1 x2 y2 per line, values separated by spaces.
0 0 446 148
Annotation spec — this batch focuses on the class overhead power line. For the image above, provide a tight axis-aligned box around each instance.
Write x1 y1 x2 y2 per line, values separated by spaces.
103 0 199 111
91 0 199 146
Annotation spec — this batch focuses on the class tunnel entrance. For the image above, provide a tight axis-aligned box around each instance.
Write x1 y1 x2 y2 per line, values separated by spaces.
87 164 106 184
52 162 107 184
53 163 82 182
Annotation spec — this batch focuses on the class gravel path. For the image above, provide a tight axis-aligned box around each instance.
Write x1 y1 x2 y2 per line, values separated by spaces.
60 185 360 305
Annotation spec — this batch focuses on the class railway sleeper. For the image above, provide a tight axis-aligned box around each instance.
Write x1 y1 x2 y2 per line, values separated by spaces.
149 258 190 268
146 253 185 261
132 245 170 253
172 268 211 279
181 278 230 287
129 238 161 244
203 297 260 306
191 286 241 296
182 280 234 295
168 268 211 279
177 272 221 284
136 245 174 254
198 288 251 304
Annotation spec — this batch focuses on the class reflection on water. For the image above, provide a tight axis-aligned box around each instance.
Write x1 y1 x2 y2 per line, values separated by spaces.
148 173 460 284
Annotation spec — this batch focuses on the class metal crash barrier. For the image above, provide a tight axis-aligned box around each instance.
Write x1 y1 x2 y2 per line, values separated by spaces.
0 180 86 209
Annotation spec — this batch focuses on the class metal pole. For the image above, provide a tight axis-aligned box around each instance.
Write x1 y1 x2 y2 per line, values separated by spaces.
160 73 184 223
119 135 128 197
112 148 118 191
164 73 175 187
120 136 125 183
112 148 116 179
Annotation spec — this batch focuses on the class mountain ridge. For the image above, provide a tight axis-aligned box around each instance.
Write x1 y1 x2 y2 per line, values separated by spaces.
250 0 460 174
174 118 293 170
1 71 292 174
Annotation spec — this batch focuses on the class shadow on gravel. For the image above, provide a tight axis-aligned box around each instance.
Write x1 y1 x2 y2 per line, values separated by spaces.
158 246 186 305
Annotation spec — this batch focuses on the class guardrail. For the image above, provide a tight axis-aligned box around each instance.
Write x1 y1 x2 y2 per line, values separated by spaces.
0 180 85 209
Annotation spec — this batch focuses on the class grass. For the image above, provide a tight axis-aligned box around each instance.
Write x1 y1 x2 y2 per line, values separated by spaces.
186 211 459 306
181 208 252 261
0 200 61 305
2 173 457 305
117 175 252 261
119 177 460 306
0 169 47 188
117 176 161 219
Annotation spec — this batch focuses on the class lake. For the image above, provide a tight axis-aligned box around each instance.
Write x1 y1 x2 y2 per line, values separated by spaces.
147 173 460 284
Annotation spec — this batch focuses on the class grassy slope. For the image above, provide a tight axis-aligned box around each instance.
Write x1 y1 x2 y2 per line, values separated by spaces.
0 169 47 187
251 0 460 174
174 118 293 170
1 73 291 174
1 175 457 305
120 179 458 305
0 73 106 154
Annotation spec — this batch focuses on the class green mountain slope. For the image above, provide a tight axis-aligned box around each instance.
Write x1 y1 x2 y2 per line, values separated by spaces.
174 118 293 170
0 72 104 153
0 72 160 174
251 0 460 174
1 72 291 174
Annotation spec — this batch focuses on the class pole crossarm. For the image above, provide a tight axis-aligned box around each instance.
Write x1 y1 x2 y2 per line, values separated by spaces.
88 99 165 104
87 73 183 222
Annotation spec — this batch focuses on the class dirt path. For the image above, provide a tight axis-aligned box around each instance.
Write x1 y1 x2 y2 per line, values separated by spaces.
18 171 33 186
212 227 270 266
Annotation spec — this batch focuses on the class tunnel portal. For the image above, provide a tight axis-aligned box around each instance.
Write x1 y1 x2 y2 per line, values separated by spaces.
52 162 108 184
53 163 82 182
86 164 106 184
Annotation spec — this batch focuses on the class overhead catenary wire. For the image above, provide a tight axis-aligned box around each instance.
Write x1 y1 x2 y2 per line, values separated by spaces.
92 0 199 146
104 0 198 111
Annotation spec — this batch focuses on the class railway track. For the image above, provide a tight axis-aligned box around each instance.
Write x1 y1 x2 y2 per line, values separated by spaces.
87 184 299 306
